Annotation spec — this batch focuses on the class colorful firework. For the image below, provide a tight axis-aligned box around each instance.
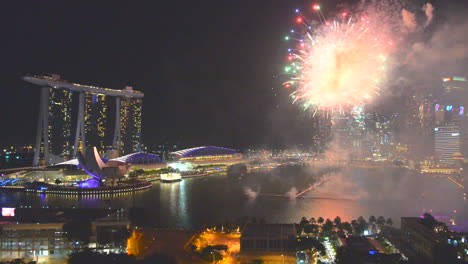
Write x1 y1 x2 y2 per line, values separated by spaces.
283 4 395 114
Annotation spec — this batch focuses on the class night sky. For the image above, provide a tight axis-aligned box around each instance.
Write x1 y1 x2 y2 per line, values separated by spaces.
0 0 466 149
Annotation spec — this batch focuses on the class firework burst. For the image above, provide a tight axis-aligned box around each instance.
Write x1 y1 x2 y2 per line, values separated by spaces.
283 4 395 115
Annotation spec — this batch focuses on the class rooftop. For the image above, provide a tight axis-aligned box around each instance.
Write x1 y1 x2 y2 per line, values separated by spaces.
23 75 144 98
241 223 297 239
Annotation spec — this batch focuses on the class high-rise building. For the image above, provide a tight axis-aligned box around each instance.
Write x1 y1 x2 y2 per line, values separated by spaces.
84 93 108 153
120 94 142 155
434 76 468 161
48 88 72 158
25 75 144 166
434 126 460 164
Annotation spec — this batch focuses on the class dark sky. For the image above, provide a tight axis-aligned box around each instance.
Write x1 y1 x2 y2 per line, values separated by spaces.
0 0 466 149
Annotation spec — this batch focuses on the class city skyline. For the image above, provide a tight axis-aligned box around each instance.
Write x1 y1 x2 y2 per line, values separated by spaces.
0 0 467 150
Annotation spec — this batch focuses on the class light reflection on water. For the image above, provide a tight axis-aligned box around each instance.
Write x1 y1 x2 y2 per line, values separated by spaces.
1 167 466 229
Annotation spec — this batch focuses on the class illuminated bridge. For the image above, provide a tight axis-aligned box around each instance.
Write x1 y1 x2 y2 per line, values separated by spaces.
24 74 144 167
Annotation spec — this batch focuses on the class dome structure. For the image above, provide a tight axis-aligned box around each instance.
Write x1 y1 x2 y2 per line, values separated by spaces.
171 146 241 162
109 152 162 164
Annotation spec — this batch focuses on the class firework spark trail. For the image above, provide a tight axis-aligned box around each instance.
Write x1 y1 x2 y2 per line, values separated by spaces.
295 178 329 198
283 3 396 114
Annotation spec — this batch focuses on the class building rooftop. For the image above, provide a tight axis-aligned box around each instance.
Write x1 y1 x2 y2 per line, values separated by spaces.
171 146 240 158
241 223 297 239
23 75 144 98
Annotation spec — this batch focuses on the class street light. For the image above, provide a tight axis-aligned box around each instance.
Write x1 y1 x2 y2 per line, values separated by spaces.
281 253 285 264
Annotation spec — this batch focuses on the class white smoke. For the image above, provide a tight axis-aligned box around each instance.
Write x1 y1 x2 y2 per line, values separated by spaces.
422 3 434 28
285 187 298 200
401 9 417 33
243 187 258 200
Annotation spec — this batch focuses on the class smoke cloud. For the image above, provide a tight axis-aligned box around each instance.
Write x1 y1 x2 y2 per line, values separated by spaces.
422 3 434 28
401 9 417 33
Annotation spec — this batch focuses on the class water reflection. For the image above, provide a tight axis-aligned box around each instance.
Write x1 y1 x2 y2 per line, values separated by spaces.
1 167 465 229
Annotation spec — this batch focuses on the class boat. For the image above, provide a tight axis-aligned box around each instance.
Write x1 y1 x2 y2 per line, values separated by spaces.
160 173 182 183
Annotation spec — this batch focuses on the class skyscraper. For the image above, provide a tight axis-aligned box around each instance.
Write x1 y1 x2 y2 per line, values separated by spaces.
120 93 142 155
434 76 468 162
84 93 108 153
48 88 72 158
25 75 144 166
434 126 460 164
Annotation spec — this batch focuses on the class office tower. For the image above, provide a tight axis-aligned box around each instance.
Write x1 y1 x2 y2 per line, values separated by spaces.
434 76 468 161
434 126 460 164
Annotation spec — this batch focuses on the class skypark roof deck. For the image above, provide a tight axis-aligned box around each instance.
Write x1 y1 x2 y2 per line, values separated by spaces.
23 75 144 98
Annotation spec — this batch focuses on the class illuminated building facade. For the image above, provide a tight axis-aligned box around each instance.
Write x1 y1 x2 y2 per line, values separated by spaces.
26 75 144 166
434 126 460 164
84 93 108 152
47 88 72 158
119 96 142 155
171 146 242 162
434 76 468 161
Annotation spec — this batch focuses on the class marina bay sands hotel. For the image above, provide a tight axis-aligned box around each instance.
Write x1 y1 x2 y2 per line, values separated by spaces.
23 74 144 167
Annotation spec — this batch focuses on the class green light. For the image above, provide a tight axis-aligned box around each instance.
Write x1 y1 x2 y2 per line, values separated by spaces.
285 36 290 41
284 66 291 72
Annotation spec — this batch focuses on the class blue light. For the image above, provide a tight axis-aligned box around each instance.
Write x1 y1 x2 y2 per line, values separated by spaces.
435 104 440 111
295 9 299 13
369 250 378 255
446 105 453 111
460 106 464 116
290 29 295 33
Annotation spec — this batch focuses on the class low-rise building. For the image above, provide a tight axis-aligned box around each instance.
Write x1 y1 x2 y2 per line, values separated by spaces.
401 215 458 263
0 207 129 263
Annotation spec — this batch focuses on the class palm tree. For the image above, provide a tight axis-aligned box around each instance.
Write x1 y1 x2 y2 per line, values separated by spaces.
357 216 366 225
300 217 309 226
323 219 334 233
310 217 316 224
377 216 385 227
342 222 353 234
333 216 342 227
386 218 393 226
368 215 376 224
317 217 324 225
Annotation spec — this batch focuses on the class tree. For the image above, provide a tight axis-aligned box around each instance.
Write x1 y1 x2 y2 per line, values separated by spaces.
333 216 342 227
317 217 324 225
303 224 318 235
356 217 368 235
358 216 367 225
299 217 309 226
368 215 376 224
377 216 386 228
129 169 145 178
55 179 62 185
341 222 353 234
322 219 334 233
310 217 316 224
386 217 393 226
